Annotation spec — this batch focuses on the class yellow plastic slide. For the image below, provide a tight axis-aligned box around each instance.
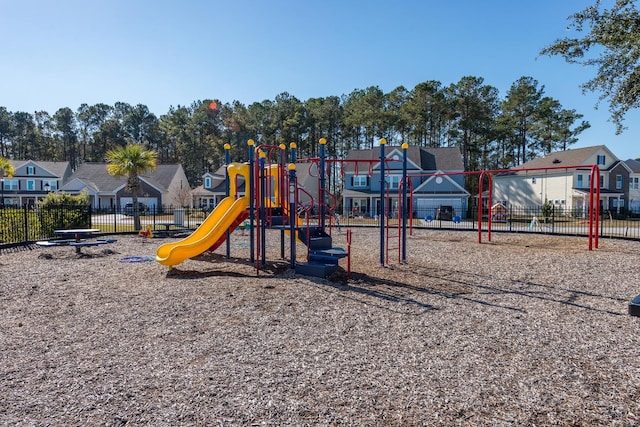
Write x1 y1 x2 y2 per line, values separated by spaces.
156 196 249 267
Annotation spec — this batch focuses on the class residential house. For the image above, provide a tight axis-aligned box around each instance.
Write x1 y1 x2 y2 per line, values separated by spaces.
492 145 624 215
623 158 640 213
608 159 630 214
191 166 237 211
1 160 72 207
60 163 191 211
342 146 469 219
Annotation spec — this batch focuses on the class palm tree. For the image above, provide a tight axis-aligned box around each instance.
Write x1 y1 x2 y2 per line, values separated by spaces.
0 157 15 208
106 143 157 230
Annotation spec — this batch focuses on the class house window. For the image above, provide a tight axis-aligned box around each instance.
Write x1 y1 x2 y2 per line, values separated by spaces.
616 175 624 190
586 174 605 188
597 155 606 165
200 198 215 209
43 180 57 190
384 175 400 190
204 177 212 188
4 179 18 190
26 180 35 191
613 199 625 208
577 174 583 188
631 177 639 190
27 166 35 175
352 175 367 187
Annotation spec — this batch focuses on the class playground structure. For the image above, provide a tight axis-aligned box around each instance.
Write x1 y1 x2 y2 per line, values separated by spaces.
156 139 348 278
156 138 605 277
490 203 509 222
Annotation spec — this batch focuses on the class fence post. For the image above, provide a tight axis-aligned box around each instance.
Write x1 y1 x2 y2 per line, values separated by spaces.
23 206 28 242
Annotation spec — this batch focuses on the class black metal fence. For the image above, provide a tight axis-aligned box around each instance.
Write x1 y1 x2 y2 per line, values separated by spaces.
2 204 640 246
0 205 207 244
0 204 92 244
339 204 640 240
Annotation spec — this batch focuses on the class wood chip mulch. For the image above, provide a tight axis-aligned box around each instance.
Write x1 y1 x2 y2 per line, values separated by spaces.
1 229 640 426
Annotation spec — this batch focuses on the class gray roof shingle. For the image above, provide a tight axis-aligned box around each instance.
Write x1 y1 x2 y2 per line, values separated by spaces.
344 146 463 172
624 158 640 173
9 160 70 177
69 163 182 191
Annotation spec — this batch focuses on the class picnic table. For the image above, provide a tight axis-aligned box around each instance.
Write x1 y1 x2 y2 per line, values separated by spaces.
37 229 116 254
152 222 191 237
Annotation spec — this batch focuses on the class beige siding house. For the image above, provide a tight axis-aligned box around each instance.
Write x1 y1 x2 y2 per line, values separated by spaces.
493 145 624 215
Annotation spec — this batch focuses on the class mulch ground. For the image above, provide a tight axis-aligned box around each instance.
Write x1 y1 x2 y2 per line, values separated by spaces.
1 228 640 426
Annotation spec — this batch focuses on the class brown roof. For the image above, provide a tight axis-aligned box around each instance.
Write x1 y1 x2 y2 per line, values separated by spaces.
513 145 609 170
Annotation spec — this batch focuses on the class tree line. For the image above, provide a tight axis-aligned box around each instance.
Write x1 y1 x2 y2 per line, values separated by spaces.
0 75 589 188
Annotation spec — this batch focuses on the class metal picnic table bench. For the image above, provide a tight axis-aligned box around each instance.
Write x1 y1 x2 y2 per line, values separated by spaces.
37 228 117 254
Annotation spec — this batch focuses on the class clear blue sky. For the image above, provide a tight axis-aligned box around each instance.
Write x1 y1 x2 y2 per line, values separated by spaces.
1 0 637 160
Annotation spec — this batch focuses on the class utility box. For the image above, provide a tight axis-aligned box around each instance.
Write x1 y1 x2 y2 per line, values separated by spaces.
174 208 185 226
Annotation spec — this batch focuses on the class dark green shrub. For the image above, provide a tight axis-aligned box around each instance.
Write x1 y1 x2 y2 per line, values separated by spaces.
38 192 91 237
542 199 554 221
